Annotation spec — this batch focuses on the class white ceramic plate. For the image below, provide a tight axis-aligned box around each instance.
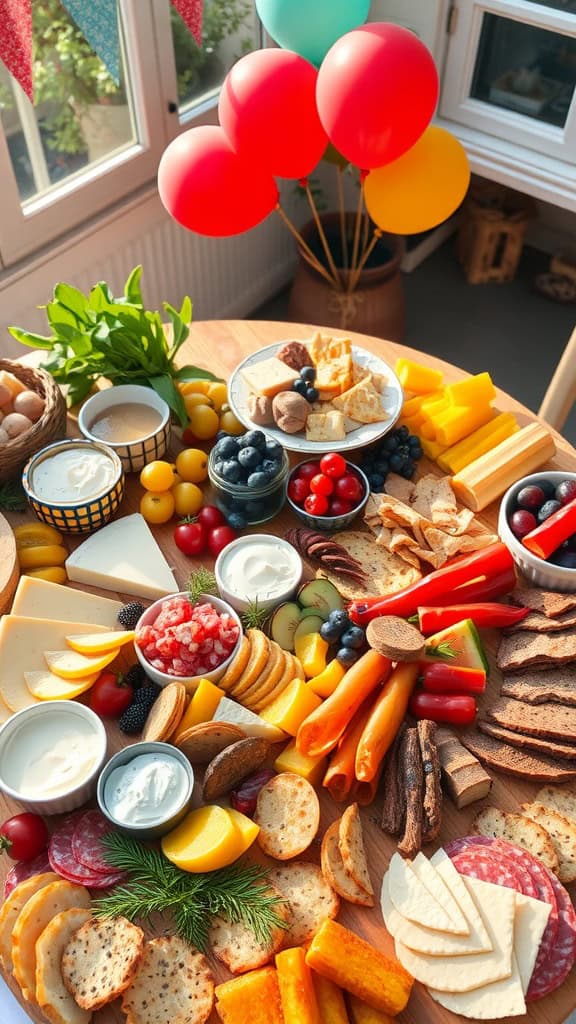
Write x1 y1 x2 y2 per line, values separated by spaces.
228 340 404 454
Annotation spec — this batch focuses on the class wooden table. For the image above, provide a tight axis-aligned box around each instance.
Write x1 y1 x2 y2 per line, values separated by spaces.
2 320 576 1024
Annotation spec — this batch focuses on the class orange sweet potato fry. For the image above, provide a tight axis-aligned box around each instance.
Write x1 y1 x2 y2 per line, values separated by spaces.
347 993 395 1024
323 695 378 803
215 966 284 1024
350 758 384 806
305 920 413 1016
355 663 419 782
276 947 321 1024
312 972 350 1024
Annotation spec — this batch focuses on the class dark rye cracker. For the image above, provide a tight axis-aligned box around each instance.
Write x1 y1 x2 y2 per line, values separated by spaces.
510 584 576 618
505 608 576 634
478 719 576 760
501 667 576 706
485 696 576 742
460 732 576 782
497 629 576 672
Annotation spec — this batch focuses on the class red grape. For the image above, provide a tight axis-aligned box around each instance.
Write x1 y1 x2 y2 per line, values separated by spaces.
288 477 309 504
556 479 576 506
335 474 364 504
329 499 353 516
297 461 322 482
310 473 334 497
516 485 545 511
509 509 537 539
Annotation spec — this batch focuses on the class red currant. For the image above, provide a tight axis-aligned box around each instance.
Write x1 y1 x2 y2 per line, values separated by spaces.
297 461 322 482
310 473 334 497
304 493 329 516
320 453 347 478
329 498 353 516
288 477 309 505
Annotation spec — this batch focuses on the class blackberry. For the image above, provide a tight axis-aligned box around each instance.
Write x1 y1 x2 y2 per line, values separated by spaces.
133 684 161 706
118 686 160 734
124 663 146 690
117 602 145 630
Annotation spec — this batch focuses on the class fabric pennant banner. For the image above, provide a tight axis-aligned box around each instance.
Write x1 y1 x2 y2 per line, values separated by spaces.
0 0 33 101
170 0 203 46
61 0 121 85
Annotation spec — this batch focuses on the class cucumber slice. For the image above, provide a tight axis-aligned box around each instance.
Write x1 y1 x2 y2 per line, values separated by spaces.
297 579 344 616
293 615 325 643
422 618 489 673
269 601 302 652
299 606 329 622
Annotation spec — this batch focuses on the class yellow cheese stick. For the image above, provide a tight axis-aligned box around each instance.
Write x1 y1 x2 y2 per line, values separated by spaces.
432 403 494 448
452 422 556 512
276 947 321 1024
419 436 448 461
312 973 350 1024
401 389 444 417
174 678 224 738
395 358 443 394
347 994 395 1024
261 678 322 736
445 371 496 407
419 393 450 418
437 412 518 475
274 738 327 785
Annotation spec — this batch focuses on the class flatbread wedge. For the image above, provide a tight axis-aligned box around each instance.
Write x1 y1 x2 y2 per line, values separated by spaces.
35 907 92 1024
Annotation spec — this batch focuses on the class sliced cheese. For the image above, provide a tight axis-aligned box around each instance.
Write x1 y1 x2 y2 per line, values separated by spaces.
65 629 135 654
240 357 299 398
0 616 111 712
44 647 118 680
451 422 556 513
65 513 178 600
387 853 462 934
429 954 525 1019
430 849 492 950
25 669 100 701
411 852 469 936
395 877 515 993
11 575 123 626
213 696 287 743
381 875 491 957
513 892 550 995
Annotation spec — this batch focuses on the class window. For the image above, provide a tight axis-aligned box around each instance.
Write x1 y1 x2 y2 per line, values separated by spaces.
0 0 260 268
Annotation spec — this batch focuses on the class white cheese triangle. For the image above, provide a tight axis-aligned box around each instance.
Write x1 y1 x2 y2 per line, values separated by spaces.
430 848 492 950
213 697 287 743
514 892 550 994
387 853 461 933
411 852 469 935
12 576 123 626
381 874 491 956
430 954 525 1018
65 514 178 600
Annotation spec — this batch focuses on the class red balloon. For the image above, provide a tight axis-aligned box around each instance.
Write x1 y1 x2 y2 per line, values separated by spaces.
157 126 279 237
219 48 328 179
316 23 439 169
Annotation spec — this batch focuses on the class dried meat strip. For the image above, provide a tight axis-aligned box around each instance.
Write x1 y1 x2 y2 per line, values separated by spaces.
417 719 442 843
398 727 424 859
380 723 406 835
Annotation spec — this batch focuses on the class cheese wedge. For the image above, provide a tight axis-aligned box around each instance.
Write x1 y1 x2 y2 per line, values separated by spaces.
430 954 525 1019
452 422 556 513
65 513 178 600
513 892 550 994
381 875 491 957
430 849 492 950
0 616 111 712
11 576 123 626
387 853 466 934
65 630 135 655
411 853 469 936
213 697 287 743
24 669 100 701
44 647 118 680
240 357 299 398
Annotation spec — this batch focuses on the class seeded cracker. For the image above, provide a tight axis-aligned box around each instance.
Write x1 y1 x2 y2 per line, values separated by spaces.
121 935 214 1024
61 916 144 1011
267 862 340 946
209 885 291 974
254 773 319 859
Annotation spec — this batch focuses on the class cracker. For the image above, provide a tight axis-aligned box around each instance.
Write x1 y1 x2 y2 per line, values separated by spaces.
471 806 559 873
237 642 285 709
12 880 91 1002
338 803 374 903
230 630 270 698
318 530 420 599
332 376 388 423
208 886 291 974
202 737 270 801
267 862 340 946
320 821 374 906
254 773 320 859
62 916 145 1011
121 935 214 1024
0 872 59 972
251 653 297 713
174 722 245 764
35 907 92 1024
218 634 251 691
534 785 576 823
305 411 346 443
521 802 576 883
142 682 186 743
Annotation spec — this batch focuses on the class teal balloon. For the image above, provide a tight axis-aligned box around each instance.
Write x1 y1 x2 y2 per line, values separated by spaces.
255 0 371 67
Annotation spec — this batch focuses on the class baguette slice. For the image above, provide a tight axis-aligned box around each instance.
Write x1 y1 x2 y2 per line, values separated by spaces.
471 806 559 873
534 785 576 823
338 803 374 904
321 821 373 907
35 907 92 1024
521 802 576 883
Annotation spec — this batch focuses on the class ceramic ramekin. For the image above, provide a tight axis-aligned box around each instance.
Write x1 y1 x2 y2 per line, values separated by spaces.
498 470 576 592
78 384 171 474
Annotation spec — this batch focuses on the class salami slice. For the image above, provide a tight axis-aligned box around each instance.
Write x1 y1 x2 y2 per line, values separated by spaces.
71 809 118 874
446 836 538 898
443 836 494 858
451 848 525 892
49 816 124 889
527 866 576 1001
3 851 51 899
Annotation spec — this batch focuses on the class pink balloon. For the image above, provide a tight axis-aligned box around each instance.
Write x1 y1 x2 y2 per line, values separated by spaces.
219 48 328 179
316 23 439 169
158 126 279 237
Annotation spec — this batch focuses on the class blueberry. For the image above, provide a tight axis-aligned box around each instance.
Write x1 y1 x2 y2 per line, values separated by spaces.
293 378 307 396
221 460 243 483
215 430 229 441
265 439 284 460
336 646 360 667
368 473 385 491
389 452 405 473
215 436 240 458
408 434 422 450
227 512 247 530
247 471 269 489
410 444 423 460
327 609 350 633
374 459 389 475
396 444 410 457
305 386 319 403
320 620 343 644
400 462 416 479
382 434 399 452
539 479 557 499
300 366 316 382
213 459 225 476
537 499 561 523
397 425 409 441
260 458 279 480
340 626 365 649
242 429 267 450
238 446 262 469
244 500 265 517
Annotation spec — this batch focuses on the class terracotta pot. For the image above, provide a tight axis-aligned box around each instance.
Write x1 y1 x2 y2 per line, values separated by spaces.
288 213 406 340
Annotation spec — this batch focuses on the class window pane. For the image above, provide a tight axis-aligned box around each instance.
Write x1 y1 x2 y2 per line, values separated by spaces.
470 13 576 128
524 1 576 11
0 0 136 205
172 0 259 114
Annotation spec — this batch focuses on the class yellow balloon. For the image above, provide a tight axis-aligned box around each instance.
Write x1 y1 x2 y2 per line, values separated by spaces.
364 126 470 235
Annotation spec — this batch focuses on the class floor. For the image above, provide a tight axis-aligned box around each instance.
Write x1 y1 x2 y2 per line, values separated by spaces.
252 241 576 446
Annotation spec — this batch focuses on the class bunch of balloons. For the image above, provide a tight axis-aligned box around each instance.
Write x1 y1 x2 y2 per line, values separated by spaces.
158 0 470 239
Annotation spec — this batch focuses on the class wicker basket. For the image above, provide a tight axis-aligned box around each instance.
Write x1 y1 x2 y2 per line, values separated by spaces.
0 360 67 483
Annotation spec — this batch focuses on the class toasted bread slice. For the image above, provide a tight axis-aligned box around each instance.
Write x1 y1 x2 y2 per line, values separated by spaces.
0 872 59 972
254 772 319 859
121 935 214 1024
12 880 91 1002
230 630 270 699
534 785 576 823
521 802 576 883
471 806 559 873
35 907 92 1024
321 821 374 906
267 862 339 946
338 803 374 904
61 916 145 1011
218 635 251 692
209 885 291 974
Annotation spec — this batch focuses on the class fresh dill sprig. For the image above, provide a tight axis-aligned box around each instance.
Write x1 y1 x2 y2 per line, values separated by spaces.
92 832 288 952
187 565 218 605
241 598 269 631
0 480 27 512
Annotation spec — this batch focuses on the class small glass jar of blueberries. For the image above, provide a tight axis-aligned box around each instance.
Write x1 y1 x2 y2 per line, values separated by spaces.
208 429 290 527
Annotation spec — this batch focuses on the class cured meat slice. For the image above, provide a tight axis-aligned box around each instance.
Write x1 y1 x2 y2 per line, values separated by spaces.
527 866 576 1001
71 809 117 874
49 816 123 889
3 851 51 899
451 848 525 893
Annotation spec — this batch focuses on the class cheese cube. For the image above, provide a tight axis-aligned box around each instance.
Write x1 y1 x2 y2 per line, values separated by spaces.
261 679 322 736
240 358 299 398
305 412 346 443
274 738 327 785
175 678 224 736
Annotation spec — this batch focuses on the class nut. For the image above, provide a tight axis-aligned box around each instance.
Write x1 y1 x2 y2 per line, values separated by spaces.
272 391 309 434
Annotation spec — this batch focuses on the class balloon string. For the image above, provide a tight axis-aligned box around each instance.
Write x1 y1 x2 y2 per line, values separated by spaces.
349 176 365 288
350 229 383 293
336 166 348 275
304 183 343 290
275 204 340 290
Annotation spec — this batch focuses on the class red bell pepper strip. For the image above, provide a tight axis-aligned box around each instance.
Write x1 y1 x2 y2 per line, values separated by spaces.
429 566 517 607
347 542 514 626
522 498 576 560
409 691 477 725
421 663 486 695
416 603 529 633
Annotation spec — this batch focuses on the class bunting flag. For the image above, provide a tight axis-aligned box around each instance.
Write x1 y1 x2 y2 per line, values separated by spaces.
60 0 121 85
170 0 203 46
0 0 33 101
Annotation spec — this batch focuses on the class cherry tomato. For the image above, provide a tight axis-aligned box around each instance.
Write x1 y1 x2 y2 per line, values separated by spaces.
329 498 353 516
174 520 207 556
219 409 245 435
140 490 175 524
297 461 322 483
288 477 309 505
139 460 175 492
335 473 364 504
181 428 201 447
89 670 134 718
310 473 334 497
172 482 203 517
207 525 237 556
176 448 208 484
320 453 347 478
304 493 329 516
409 691 477 725
0 813 48 862
197 505 225 530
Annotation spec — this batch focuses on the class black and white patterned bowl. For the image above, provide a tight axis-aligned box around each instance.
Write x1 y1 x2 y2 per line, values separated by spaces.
78 384 171 474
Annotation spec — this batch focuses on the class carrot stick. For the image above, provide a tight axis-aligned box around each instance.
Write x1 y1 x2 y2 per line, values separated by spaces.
355 663 419 782
297 650 392 760
323 695 379 803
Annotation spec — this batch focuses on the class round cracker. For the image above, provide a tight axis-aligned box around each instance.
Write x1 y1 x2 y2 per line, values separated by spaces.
254 773 319 859
202 737 270 802
208 885 291 974
61 916 145 1011
320 820 373 906
174 722 245 764
121 935 214 1024
218 635 251 691
142 682 186 743
239 643 285 709
267 862 340 946
230 630 271 699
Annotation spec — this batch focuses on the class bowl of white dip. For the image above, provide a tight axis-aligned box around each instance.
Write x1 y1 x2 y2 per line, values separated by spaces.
22 438 124 534
215 534 302 614
97 741 195 840
0 701 107 815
